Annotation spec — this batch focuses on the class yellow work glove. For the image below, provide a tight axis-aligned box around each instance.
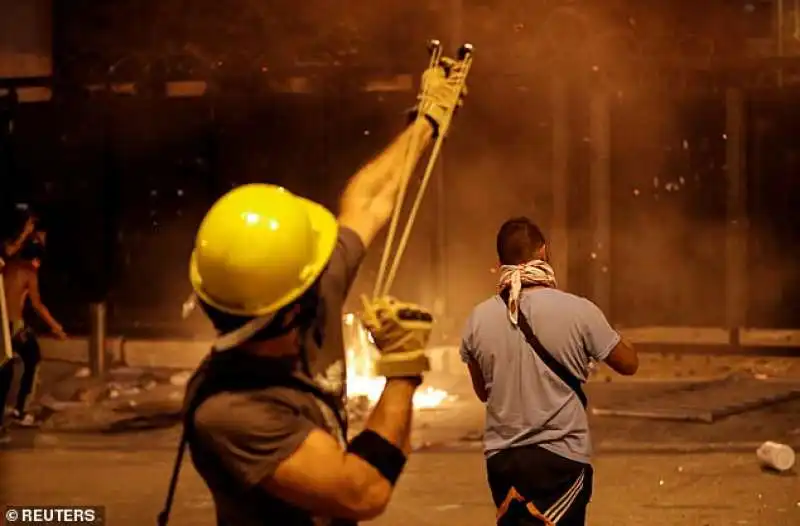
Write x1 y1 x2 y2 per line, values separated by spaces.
410 57 468 137
358 295 433 378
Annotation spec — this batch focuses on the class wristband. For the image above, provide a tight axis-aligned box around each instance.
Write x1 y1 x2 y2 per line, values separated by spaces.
406 109 440 137
347 430 407 486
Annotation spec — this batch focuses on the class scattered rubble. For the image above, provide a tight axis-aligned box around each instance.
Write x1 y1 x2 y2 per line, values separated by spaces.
34 367 189 433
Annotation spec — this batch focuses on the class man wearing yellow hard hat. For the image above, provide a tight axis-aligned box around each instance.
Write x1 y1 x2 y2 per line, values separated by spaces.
158 56 468 526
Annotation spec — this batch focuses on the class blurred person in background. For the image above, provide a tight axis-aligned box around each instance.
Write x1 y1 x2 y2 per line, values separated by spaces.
460 217 639 526
160 57 467 526
1 211 37 264
0 219 67 443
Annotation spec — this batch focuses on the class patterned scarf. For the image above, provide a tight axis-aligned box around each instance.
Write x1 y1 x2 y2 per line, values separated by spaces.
497 259 558 326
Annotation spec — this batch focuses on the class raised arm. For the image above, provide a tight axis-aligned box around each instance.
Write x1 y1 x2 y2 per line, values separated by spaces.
338 119 433 248
338 60 466 248
2 217 35 261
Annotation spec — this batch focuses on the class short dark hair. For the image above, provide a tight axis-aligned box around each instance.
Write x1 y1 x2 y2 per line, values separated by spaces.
496 217 546 265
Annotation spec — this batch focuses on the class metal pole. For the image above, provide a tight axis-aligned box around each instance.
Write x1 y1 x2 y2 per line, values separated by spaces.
88 301 106 376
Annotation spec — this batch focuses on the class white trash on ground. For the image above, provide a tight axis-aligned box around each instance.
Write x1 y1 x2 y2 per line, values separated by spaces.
756 441 796 472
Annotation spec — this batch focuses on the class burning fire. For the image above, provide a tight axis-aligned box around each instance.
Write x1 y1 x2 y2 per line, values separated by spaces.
343 314 449 409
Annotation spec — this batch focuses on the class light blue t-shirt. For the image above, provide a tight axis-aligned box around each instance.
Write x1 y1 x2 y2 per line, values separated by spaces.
460 287 620 465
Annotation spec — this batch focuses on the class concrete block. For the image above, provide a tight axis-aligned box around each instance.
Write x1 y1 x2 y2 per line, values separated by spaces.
122 339 211 370
39 337 87 363
739 329 800 347
38 337 123 364
619 326 730 345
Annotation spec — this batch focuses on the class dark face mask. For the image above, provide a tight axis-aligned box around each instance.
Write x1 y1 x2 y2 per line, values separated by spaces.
19 239 46 262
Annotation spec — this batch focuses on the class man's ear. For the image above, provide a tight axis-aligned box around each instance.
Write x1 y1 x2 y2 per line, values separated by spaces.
536 244 548 261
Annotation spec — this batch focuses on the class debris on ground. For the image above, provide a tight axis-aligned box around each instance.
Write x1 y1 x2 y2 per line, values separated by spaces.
756 441 796 473
34 367 190 433
591 374 800 423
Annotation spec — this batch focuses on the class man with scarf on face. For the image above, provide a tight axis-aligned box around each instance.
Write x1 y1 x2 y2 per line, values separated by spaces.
460 217 639 526
171 57 467 526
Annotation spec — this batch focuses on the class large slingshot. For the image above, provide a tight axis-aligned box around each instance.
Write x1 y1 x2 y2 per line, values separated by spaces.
372 40 474 300
160 40 475 526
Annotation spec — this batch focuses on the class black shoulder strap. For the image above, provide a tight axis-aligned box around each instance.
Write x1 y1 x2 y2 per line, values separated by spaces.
156 354 347 526
156 370 207 526
502 292 588 409
516 311 588 408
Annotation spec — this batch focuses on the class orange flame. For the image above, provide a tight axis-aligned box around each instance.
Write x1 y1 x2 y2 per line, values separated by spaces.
343 314 448 409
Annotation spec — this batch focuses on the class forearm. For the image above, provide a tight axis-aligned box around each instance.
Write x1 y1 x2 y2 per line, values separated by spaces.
33 303 61 332
363 378 418 455
339 119 434 245
345 119 433 199
320 378 417 519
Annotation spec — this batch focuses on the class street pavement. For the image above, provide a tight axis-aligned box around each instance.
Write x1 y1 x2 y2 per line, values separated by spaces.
1 356 799 525
0 448 797 526
18 359 800 451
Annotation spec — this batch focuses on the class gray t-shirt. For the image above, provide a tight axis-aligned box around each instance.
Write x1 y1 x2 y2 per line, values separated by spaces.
460 287 620 465
189 226 366 526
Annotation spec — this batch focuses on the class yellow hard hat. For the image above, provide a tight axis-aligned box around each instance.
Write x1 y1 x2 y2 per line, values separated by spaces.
189 184 338 317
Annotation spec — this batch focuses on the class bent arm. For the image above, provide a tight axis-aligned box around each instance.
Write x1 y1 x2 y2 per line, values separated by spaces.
604 337 638 376
3 218 35 260
198 379 419 522
263 378 417 520
338 119 434 248
581 299 638 376
3 234 29 261
27 273 62 333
